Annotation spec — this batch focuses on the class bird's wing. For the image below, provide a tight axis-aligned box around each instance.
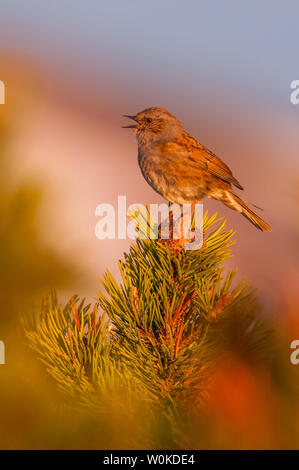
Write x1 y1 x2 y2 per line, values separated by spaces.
164 133 244 191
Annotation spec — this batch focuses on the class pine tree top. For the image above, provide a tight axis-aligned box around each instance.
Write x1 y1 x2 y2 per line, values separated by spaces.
24 211 276 447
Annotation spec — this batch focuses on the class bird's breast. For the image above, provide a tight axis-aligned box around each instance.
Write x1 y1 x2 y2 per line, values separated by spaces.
138 147 163 190
137 144 213 204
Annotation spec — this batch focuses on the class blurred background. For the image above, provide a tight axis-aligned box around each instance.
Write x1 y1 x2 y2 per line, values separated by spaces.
0 0 298 449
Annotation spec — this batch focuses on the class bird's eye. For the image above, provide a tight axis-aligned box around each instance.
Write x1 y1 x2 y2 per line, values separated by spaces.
146 118 152 123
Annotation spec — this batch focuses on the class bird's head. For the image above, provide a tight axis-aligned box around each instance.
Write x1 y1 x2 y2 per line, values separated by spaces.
123 107 184 145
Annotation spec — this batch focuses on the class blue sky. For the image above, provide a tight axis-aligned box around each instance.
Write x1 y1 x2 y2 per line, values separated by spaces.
0 0 298 112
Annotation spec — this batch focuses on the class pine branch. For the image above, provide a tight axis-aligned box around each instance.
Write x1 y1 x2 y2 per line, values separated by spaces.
24 211 276 438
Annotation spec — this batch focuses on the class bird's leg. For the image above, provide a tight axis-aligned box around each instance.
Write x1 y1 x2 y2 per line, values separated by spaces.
172 201 199 242
158 202 174 240
158 201 199 254
172 204 188 241
161 202 181 239
190 201 197 211
190 201 198 231
168 201 174 239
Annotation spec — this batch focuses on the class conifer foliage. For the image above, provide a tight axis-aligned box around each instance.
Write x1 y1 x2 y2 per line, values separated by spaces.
25 211 275 445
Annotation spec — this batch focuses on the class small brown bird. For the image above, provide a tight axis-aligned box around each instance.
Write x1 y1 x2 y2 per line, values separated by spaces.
123 107 271 231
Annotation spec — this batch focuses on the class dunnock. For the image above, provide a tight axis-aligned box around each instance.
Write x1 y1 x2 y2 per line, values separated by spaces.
123 107 271 231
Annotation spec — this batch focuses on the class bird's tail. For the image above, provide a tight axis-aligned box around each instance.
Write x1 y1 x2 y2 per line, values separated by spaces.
223 191 272 232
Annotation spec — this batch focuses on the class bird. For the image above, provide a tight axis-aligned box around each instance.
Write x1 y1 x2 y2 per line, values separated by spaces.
123 107 272 231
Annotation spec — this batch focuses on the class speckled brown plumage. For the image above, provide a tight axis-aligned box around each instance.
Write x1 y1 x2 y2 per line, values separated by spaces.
123 107 271 231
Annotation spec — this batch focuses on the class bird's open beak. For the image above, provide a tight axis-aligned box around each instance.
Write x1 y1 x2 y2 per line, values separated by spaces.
122 115 139 128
